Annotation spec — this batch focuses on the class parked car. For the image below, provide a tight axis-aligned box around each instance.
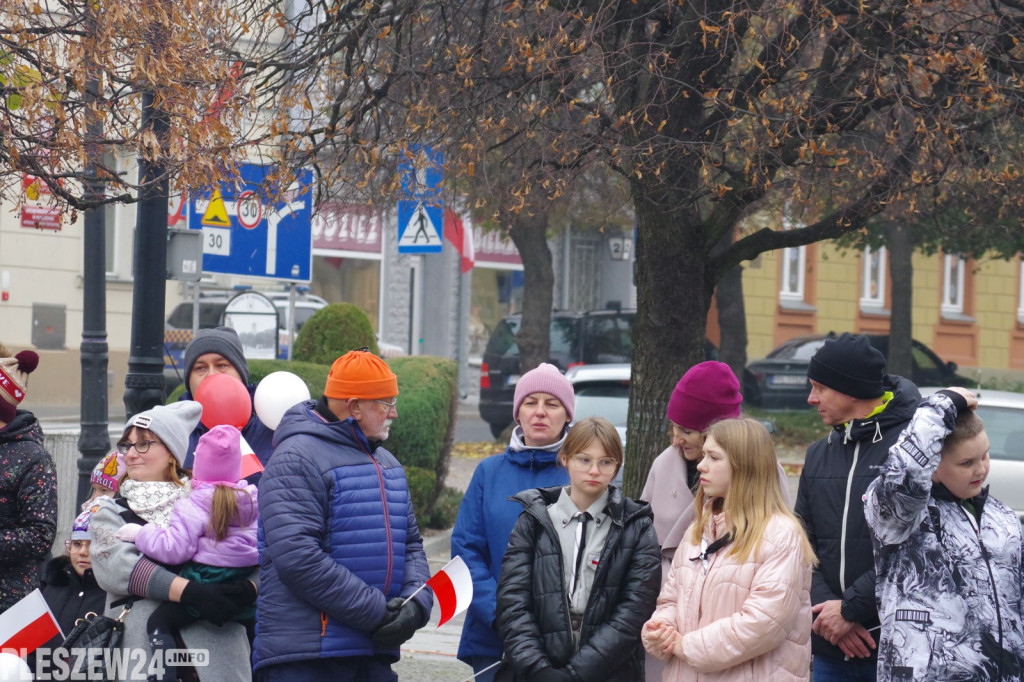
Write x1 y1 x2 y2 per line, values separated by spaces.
918 388 1024 521
744 333 968 410
163 289 327 391
566 363 631 486
478 309 718 438
479 309 636 438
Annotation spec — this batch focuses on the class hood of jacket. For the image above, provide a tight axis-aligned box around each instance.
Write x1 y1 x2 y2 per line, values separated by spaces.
273 399 375 454
0 411 45 445
513 484 653 526
830 374 921 444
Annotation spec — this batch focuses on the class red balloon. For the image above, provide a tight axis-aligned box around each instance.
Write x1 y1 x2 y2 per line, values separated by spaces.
194 373 251 429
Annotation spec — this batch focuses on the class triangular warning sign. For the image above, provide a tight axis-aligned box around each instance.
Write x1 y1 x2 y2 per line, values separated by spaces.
202 189 231 227
398 202 442 247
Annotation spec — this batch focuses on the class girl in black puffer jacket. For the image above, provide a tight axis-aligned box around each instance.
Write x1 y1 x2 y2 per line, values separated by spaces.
495 417 662 682
31 507 108 672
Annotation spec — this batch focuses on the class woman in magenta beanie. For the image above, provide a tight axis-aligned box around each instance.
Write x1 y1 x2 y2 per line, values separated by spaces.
451 362 576 681
639 361 744 682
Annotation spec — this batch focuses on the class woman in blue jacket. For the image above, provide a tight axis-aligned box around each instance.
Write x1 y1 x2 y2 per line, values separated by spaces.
451 363 575 680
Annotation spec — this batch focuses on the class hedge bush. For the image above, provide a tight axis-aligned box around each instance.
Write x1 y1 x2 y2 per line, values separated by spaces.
293 303 379 364
169 354 462 528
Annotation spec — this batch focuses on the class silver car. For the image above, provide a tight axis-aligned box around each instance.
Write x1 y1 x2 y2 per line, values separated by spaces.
564 363 631 485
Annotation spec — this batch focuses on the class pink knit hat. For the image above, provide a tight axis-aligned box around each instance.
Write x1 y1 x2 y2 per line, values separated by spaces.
666 361 742 432
513 363 575 423
192 424 242 484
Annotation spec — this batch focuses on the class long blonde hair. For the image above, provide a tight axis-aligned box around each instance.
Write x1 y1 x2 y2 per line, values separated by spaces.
690 418 816 565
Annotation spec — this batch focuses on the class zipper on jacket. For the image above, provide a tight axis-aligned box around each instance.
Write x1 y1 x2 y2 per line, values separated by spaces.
351 422 394 595
577 517 622 648
961 505 1004 677
320 611 327 637
839 441 860 593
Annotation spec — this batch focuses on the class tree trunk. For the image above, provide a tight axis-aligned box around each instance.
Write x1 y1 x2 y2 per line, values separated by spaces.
623 199 710 498
885 219 914 379
508 212 555 374
715 265 747 385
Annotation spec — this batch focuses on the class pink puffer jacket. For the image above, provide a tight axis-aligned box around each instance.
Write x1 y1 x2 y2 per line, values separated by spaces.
642 512 812 681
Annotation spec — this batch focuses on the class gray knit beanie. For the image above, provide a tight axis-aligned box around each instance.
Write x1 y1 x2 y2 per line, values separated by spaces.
123 401 203 466
184 326 249 387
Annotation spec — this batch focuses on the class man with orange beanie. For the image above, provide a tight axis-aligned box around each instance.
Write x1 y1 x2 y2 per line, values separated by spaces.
254 349 432 682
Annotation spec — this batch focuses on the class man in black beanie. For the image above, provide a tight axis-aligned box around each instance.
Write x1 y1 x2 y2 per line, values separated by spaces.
794 333 921 682
179 326 274 476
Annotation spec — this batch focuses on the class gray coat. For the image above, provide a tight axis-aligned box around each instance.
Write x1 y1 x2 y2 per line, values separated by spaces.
89 495 252 682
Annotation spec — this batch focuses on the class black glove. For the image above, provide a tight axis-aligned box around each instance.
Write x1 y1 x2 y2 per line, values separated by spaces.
371 597 424 648
180 581 250 626
533 667 572 682
220 579 258 612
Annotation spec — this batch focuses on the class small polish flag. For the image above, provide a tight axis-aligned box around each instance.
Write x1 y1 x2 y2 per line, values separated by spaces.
239 434 264 479
0 589 61 653
426 556 473 627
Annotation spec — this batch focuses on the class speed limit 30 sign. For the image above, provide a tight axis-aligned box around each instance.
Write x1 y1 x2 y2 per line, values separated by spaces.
237 190 263 229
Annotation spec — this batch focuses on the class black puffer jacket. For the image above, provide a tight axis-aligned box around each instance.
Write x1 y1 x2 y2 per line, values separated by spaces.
38 556 107 649
794 374 920 661
495 486 661 681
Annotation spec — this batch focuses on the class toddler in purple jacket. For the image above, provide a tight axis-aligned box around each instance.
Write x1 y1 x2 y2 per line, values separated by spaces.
117 423 259 682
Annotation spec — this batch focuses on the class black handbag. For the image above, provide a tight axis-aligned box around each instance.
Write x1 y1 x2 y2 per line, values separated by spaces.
56 599 135 680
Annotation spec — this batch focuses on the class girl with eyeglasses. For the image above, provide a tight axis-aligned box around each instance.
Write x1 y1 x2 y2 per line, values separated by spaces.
642 418 816 681
31 507 107 672
495 417 661 681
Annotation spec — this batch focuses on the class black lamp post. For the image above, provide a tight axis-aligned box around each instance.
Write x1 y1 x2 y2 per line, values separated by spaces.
123 89 169 419
76 9 111 507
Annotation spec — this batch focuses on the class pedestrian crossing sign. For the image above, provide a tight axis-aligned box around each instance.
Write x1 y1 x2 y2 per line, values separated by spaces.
397 200 443 253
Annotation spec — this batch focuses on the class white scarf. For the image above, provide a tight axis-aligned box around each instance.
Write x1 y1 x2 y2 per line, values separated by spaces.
120 478 191 528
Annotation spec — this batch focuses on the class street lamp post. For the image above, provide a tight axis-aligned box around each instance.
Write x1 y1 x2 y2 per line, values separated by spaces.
123 89 169 419
77 6 111 507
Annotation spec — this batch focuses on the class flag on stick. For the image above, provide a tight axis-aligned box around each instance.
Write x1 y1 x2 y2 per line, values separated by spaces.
0 589 61 653
239 434 264 479
426 556 473 627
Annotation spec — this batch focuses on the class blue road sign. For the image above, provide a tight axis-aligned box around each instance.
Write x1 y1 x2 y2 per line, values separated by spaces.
398 199 443 253
397 145 444 200
189 165 313 282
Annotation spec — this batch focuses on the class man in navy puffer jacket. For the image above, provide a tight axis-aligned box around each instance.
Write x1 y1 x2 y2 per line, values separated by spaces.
254 350 432 681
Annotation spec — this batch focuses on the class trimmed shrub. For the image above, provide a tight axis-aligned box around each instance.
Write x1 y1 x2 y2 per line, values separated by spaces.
293 303 379 364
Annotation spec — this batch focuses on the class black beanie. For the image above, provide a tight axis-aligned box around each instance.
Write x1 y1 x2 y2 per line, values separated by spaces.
183 326 250 387
807 333 886 399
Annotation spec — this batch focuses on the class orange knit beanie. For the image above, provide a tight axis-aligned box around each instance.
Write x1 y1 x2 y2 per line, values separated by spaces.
324 350 398 400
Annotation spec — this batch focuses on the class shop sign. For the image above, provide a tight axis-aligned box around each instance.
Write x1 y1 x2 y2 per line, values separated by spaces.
20 174 62 230
474 227 522 266
312 202 383 253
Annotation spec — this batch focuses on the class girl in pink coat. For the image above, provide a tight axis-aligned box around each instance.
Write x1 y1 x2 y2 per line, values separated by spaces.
642 418 815 681
117 423 258 682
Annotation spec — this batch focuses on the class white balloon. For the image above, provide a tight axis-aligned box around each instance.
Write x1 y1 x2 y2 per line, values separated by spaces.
254 371 311 430
0 653 31 681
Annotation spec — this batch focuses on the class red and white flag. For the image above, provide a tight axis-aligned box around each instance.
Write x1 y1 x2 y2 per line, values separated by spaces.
443 209 475 274
239 434 264 479
0 589 61 653
426 555 473 627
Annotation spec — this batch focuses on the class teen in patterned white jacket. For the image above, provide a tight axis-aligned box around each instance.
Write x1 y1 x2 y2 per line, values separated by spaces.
865 388 1024 682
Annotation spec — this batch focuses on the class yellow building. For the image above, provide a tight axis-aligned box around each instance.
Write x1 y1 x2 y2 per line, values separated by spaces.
736 241 1024 383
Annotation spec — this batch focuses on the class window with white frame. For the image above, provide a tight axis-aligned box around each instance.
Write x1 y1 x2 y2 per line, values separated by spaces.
942 254 966 315
103 202 120 276
1017 260 1024 323
860 246 887 309
779 245 806 302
